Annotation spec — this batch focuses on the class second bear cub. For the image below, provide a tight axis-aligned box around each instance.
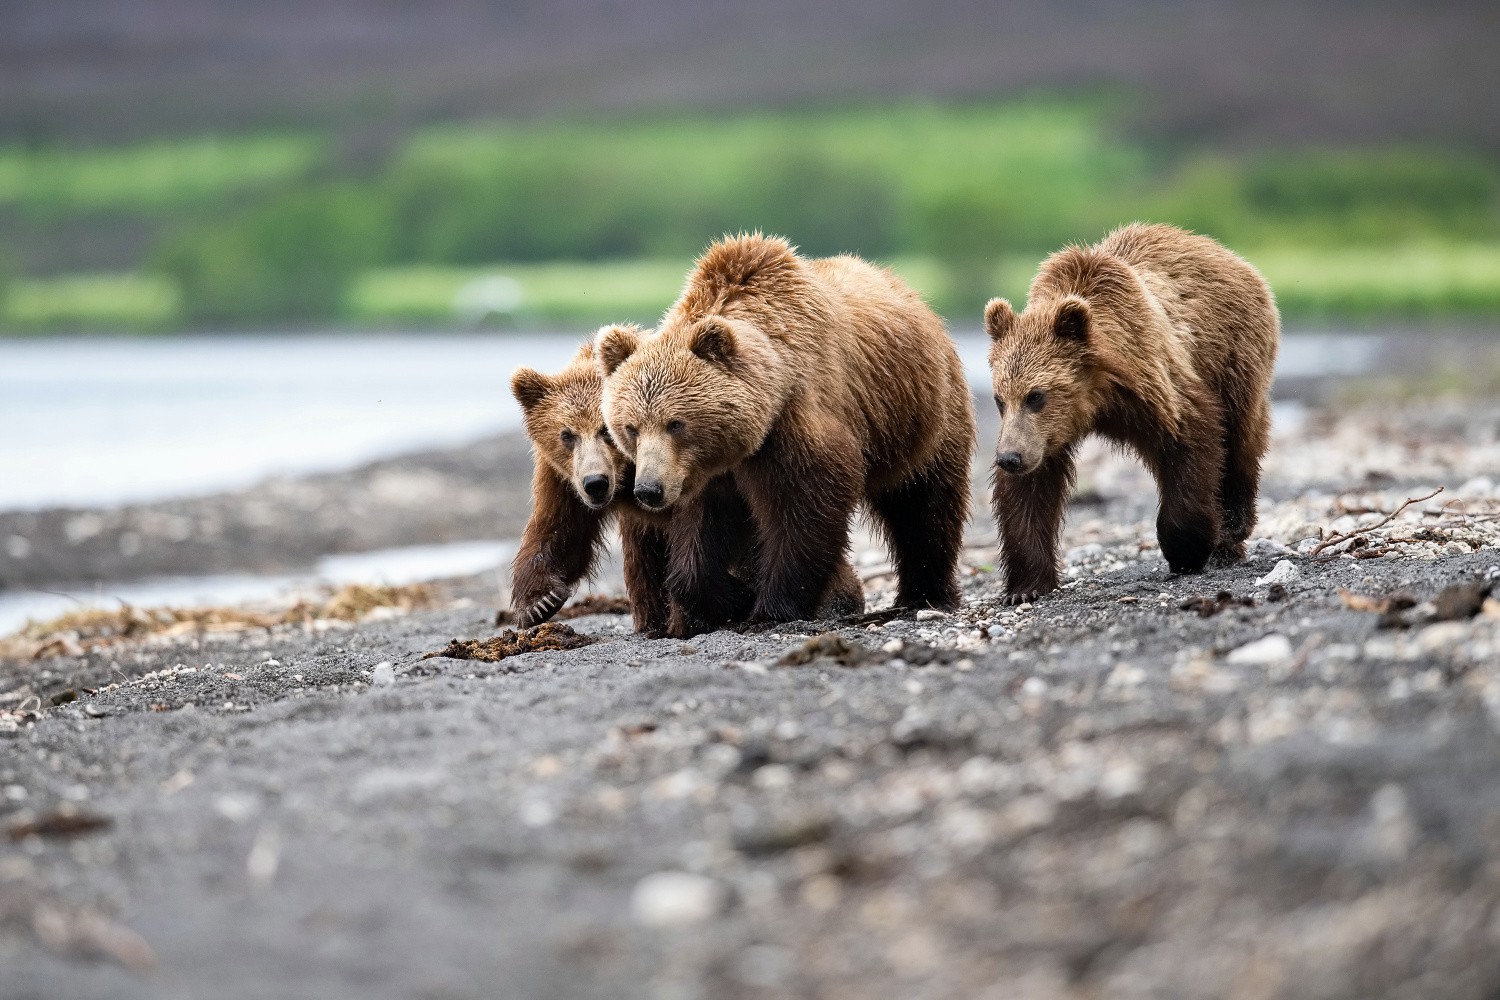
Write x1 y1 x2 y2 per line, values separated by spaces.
985 223 1279 603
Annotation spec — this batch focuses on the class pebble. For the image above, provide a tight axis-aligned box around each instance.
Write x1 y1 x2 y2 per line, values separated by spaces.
630 871 725 927
371 662 395 686
1226 634 1294 665
1255 560 1301 587
915 609 948 621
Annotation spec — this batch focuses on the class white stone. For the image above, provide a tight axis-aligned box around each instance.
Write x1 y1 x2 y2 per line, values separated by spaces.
1226 634 1294 665
630 872 724 927
881 638 904 654
1255 560 1301 587
371 662 395 686
915 609 947 621
1415 621 1469 655
1246 537 1290 559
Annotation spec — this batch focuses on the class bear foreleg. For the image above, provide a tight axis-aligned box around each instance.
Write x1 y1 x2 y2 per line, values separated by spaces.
993 447 1076 604
511 466 609 627
619 511 671 635
738 426 862 623
664 478 758 637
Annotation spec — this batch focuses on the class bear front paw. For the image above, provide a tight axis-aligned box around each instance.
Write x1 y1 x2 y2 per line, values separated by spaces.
1002 587 1052 605
513 586 572 629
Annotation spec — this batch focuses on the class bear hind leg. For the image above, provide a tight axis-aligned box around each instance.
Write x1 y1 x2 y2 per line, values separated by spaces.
1213 394 1271 564
872 445 970 611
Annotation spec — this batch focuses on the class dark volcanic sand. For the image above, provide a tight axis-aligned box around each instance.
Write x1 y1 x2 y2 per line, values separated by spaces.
4 538 1500 999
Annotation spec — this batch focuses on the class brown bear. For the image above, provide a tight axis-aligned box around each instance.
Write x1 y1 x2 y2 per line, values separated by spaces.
510 332 863 635
596 234 975 623
984 222 1280 604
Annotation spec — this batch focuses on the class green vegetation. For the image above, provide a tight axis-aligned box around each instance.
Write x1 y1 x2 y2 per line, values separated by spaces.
1 273 178 330
2 100 1498 329
0 135 321 212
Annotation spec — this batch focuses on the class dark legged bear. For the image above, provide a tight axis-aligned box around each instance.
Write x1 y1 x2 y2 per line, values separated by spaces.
597 235 974 623
985 223 1280 604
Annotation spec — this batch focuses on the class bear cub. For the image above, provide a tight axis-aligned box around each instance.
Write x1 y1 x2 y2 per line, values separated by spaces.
985 223 1280 604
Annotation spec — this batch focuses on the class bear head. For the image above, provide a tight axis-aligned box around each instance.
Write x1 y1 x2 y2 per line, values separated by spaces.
511 332 633 510
984 294 1107 476
596 316 777 512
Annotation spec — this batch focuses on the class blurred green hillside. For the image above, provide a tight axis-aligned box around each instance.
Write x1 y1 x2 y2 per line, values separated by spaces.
2 100 1498 330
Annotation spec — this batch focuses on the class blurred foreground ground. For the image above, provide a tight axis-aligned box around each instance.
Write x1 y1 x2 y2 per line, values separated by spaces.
5 388 1500 998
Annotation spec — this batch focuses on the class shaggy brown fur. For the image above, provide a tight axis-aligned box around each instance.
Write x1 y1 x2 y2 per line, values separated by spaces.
597 234 975 622
985 223 1280 603
511 332 862 636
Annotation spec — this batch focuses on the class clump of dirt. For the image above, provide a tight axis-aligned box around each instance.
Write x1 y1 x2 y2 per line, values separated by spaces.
1 583 439 662
495 594 632 627
777 632 870 667
1178 591 1258 617
421 622 601 663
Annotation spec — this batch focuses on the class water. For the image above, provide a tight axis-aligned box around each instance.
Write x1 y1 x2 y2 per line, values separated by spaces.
0 333 592 511
0 330 1394 513
0 539 515 636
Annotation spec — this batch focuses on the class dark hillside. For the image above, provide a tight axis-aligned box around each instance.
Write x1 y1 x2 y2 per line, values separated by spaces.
2 0 1497 148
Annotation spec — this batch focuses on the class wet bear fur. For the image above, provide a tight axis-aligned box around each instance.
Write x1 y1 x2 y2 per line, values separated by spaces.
984 223 1280 603
596 234 975 623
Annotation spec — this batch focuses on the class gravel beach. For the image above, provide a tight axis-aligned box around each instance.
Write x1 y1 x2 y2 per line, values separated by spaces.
5 396 1500 999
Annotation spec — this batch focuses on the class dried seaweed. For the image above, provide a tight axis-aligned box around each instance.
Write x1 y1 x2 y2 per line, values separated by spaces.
421 622 601 663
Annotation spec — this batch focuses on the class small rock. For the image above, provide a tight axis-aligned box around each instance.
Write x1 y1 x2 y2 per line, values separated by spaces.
881 638 904 654
732 811 832 855
986 625 1007 638
371 662 396 686
630 872 724 927
1225 634 1293 665
915 609 948 621
1267 583 1290 603
777 632 867 667
679 645 697 655
1433 580 1490 621
1255 560 1300 587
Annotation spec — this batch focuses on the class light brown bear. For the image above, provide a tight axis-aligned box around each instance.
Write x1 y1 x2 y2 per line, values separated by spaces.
984 223 1280 603
596 234 975 623
510 332 862 635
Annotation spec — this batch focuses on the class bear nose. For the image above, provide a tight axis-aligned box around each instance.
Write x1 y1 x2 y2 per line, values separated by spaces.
996 452 1025 474
634 480 665 508
582 475 610 501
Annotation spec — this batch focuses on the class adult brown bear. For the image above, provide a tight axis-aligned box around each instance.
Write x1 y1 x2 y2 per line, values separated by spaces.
984 223 1280 603
596 234 975 623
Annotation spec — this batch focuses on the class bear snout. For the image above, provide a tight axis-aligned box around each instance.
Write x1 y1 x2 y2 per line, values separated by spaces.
634 480 666 509
995 451 1026 474
582 474 611 504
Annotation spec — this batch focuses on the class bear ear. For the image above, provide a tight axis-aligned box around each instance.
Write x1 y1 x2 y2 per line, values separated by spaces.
595 324 642 378
1054 296 1091 342
511 368 552 411
983 298 1016 342
689 317 736 367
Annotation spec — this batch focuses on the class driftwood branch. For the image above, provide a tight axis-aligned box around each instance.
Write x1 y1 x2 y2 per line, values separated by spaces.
1309 486 1444 556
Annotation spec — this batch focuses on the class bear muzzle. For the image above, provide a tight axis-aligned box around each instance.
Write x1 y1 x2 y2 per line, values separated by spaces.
995 451 1026 475
633 480 667 510
582 474 612 505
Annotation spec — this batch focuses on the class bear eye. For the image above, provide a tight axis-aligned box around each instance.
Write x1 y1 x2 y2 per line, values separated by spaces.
993 395 1005 416
560 429 577 448
666 419 685 434
1024 389 1047 412
625 425 638 439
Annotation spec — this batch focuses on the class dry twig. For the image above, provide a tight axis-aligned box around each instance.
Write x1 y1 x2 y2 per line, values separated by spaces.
1309 486 1444 556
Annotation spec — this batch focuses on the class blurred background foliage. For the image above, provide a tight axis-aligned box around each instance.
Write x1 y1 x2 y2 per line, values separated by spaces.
1 99 1497 330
